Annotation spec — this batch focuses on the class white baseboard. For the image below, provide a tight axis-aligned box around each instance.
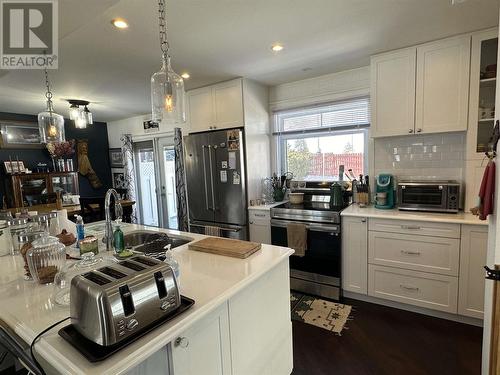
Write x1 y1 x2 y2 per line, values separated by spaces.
343 291 484 327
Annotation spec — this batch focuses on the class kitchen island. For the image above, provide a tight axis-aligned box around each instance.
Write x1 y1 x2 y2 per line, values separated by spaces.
0 224 294 375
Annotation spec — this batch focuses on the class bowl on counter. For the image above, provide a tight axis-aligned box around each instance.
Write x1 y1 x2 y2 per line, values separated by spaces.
288 192 304 204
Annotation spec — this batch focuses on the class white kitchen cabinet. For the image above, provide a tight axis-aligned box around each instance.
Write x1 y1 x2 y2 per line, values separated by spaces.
371 48 416 137
186 79 244 132
368 264 459 314
171 302 232 375
186 86 213 133
228 259 292 375
249 209 271 244
213 80 244 129
371 34 471 138
342 216 368 294
415 35 471 134
459 225 488 319
368 231 460 276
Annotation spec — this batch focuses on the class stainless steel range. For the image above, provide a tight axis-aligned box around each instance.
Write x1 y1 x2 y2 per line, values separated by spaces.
270 182 347 300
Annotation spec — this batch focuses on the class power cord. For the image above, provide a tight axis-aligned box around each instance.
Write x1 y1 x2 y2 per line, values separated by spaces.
30 317 70 375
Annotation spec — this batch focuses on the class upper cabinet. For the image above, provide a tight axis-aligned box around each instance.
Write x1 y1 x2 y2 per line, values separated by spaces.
371 48 416 137
371 34 471 138
187 79 244 132
415 36 471 134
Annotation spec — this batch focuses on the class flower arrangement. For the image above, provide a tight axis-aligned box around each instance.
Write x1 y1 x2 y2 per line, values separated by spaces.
46 140 75 159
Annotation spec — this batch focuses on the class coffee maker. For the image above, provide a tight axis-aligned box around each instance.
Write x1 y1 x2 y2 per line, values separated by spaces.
375 174 395 209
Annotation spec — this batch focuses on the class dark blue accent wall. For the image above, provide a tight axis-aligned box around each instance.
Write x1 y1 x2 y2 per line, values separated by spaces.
0 111 112 202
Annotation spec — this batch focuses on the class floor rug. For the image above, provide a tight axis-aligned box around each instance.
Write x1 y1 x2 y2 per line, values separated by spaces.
291 291 352 335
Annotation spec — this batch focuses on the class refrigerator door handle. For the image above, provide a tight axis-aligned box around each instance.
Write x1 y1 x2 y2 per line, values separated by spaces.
208 145 216 211
202 145 211 211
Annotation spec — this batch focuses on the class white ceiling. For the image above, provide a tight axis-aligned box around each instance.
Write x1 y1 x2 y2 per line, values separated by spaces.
0 0 498 122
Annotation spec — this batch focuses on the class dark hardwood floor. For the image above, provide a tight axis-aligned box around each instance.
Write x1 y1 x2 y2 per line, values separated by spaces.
291 298 483 375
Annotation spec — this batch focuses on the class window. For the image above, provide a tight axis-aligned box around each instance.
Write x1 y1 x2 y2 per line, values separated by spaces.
273 98 370 181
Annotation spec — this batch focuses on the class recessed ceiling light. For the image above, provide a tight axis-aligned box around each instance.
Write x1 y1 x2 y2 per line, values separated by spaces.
112 18 129 29
271 43 284 52
181 73 190 79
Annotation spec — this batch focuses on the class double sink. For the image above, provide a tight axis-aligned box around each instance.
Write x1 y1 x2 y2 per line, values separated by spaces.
123 230 193 258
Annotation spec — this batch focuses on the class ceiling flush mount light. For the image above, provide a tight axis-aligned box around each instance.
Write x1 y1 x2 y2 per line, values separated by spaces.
150 0 186 124
271 43 284 52
112 18 129 29
38 68 65 143
67 99 93 129
181 72 190 79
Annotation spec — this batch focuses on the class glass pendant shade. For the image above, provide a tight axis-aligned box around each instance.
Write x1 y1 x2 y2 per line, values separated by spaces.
69 104 80 120
151 56 186 124
83 106 93 125
38 100 65 143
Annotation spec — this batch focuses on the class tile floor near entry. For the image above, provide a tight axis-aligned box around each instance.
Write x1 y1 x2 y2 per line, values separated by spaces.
291 298 482 375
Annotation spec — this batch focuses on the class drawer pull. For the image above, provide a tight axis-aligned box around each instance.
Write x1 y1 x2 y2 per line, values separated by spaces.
401 225 421 230
254 213 266 217
401 250 421 256
400 284 419 292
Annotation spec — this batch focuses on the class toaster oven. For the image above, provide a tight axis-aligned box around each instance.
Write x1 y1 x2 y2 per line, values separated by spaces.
397 181 460 213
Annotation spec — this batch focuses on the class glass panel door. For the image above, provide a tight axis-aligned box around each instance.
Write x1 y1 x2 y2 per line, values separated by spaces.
133 141 159 226
157 137 178 229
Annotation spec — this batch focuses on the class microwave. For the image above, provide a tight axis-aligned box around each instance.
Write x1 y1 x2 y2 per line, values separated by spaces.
397 181 460 213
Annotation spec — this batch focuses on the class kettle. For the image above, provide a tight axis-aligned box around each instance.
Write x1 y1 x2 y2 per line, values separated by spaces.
330 182 343 207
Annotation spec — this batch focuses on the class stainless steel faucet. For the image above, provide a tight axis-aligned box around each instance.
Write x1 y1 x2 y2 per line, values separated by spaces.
103 189 123 251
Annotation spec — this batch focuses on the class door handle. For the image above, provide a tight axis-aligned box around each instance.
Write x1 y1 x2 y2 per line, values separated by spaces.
202 145 211 211
208 145 216 211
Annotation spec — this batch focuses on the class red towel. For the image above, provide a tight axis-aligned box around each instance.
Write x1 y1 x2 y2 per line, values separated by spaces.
479 160 495 220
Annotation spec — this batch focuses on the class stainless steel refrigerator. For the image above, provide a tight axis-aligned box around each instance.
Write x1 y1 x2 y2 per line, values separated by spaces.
184 128 247 240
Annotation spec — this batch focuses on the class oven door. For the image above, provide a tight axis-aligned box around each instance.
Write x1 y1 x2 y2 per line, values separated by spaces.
397 183 448 212
271 218 341 299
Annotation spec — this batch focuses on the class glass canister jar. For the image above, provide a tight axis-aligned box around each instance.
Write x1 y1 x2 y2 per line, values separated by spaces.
8 218 29 255
19 230 46 280
31 214 50 233
27 234 66 284
47 212 60 236
0 220 12 257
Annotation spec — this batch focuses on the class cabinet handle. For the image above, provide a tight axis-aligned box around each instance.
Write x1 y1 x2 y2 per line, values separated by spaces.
175 337 189 348
401 225 421 230
249 221 254 224
400 284 419 292
416 128 422 133
361 218 366 223
254 213 266 217
401 250 421 256
408 129 414 133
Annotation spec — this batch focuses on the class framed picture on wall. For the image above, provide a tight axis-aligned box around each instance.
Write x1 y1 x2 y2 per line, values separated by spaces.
113 172 126 189
109 148 124 167
0 121 43 149
143 120 159 133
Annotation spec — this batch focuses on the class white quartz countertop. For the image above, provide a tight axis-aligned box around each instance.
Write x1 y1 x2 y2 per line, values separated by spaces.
0 224 293 375
248 201 287 211
341 204 488 226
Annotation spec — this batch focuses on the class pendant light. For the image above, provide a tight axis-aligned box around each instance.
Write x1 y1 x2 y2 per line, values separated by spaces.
67 99 93 129
38 67 65 143
151 0 186 124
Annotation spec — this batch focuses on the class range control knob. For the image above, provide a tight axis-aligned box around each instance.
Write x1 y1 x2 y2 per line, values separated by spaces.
126 318 139 331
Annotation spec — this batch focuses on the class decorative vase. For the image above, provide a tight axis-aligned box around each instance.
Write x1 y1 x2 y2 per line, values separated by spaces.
273 187 285 202
65 159 73 172
57 159 65 172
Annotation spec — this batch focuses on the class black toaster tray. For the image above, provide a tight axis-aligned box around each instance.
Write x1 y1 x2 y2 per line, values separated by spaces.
58 295 195 362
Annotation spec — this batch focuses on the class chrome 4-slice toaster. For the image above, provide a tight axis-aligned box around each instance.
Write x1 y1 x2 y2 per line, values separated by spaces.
70 256 181 346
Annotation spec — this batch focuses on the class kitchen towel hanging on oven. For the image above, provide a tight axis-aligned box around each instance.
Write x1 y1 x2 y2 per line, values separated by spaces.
475 160 496 220
287 223 307 257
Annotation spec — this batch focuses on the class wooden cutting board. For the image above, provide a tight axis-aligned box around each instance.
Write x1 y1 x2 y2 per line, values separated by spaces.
188 237 261 259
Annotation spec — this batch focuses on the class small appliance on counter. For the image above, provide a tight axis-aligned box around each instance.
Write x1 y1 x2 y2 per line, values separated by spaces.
375 174 395 209
62 255 193 353
397 180 460 213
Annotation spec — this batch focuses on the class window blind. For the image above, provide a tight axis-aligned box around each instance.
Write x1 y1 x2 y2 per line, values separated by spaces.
273 97 370 135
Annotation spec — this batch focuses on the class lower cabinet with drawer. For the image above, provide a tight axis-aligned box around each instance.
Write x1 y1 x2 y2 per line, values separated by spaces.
368 231 460 276
249 209 272 244
368 264 459 313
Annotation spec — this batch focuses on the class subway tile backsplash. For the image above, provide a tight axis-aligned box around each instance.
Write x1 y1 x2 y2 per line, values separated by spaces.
373 132 465 182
